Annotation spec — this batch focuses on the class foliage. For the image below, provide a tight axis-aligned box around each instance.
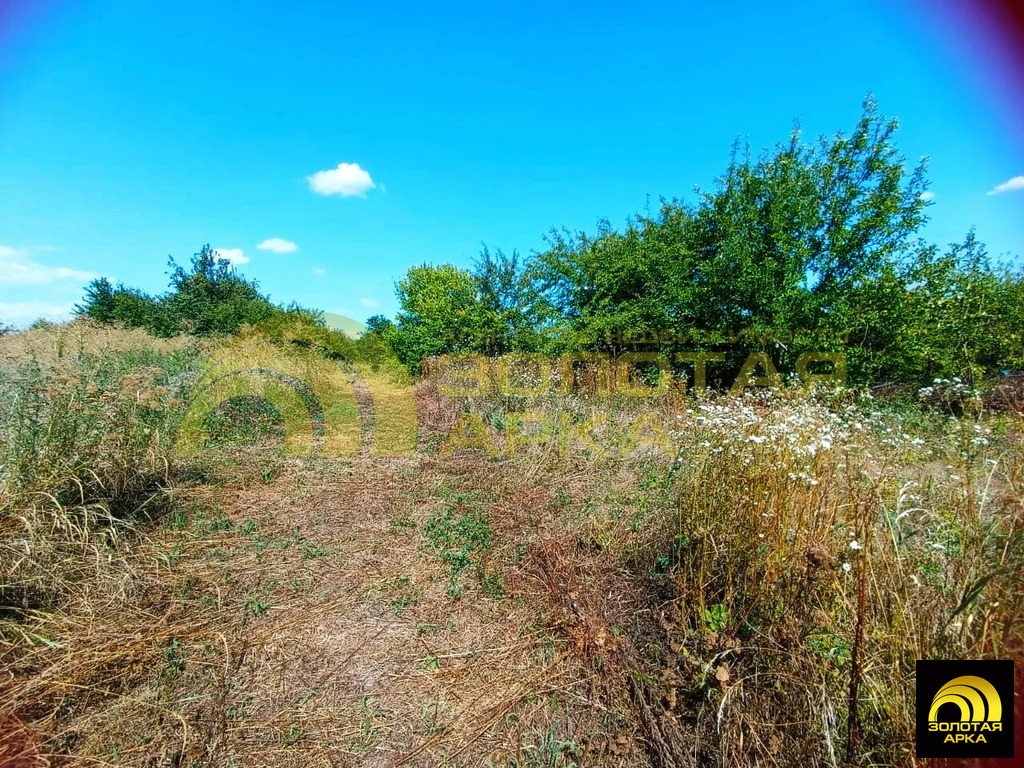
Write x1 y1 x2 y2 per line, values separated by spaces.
2 317 1022 765
900 233 1024 383
390 263 483 370
383 99 1022 387
76 245 286 337
64 101 1021 388
472 247 543 355
364 314 396 336
424 493 494 595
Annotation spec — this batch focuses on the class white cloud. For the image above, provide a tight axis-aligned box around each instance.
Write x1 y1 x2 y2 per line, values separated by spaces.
0 301 76 326
307 162 376 198
213 247 249 265
359 297 379 308
0 245 95 286
987 175 1024 195
919 191 935 201
311 267 327 276
257 237 298 253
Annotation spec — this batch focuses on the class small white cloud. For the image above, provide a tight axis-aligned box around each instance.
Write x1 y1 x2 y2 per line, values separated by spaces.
987 175 1024 195
359 297 379 308
311 267 327 276
919 191 935 201
213 247 249 265
307 162 376 198
0 245 95 286
257 237 298 253
0 300 76 326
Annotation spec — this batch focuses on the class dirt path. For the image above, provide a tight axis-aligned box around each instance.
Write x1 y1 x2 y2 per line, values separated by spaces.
49 453 638 767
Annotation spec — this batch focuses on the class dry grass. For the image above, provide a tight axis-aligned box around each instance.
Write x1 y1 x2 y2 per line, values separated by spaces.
2 336 1022 767
0 320 197 368
410 372 1024 766
0 322 204 620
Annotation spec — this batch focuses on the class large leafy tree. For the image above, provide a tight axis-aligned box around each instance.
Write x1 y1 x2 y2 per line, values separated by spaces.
75 277 118 323
75 277 171 335
531 98 942 382
896 233 1024 385
76 245 281 337
391 264 482 370
162 245 279 335
531 203 691 355
678 99 929 377
388 251 543 369
472 247 542 355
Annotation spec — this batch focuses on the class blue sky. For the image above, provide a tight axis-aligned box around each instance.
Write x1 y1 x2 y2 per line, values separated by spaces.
1 0 1021 326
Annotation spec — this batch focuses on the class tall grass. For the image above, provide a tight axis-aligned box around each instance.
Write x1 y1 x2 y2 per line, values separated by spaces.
655 391 1024 765
2 334 1020 766
0 323 204 622
421 367 1024 766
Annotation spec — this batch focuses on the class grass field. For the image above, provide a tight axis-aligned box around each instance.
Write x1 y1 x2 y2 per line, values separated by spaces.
1 322 1021 767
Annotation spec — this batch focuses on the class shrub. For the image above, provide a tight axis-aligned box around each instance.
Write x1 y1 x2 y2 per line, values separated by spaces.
76 245 286 337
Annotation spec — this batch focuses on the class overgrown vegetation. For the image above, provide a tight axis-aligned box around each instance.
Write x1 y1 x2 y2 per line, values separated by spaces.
2 321 1022 767
0 323 203 622
367 100 1023 387
69 101 1023 387
75 244 298 337
1 99 1022 767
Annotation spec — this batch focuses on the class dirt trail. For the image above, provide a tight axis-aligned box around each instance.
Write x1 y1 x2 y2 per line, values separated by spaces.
63 454 623 767
214 459 559 766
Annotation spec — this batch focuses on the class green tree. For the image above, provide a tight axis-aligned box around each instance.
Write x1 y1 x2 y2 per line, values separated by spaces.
162 245 279 335
392 264 482 370
531 98 935 384
75 277 118 323
676 98 929 379
898 233 1024 384
76 244 284 337
532 202 691 355
75 278 168 334
364 314 396 336
472 247 541 355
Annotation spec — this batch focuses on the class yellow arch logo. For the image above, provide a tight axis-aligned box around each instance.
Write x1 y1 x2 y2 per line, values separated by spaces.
928 676 1002 723
175 317 417 458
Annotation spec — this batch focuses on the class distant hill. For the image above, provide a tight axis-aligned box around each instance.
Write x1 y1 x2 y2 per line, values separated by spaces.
322 312 367 338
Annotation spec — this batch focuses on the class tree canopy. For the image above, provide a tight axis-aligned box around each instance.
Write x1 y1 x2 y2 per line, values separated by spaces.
76 245 284 337
378 100 1022 386
74 101 1024 388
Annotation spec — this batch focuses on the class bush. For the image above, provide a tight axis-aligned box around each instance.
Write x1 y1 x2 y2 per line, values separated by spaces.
76 245 286 337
